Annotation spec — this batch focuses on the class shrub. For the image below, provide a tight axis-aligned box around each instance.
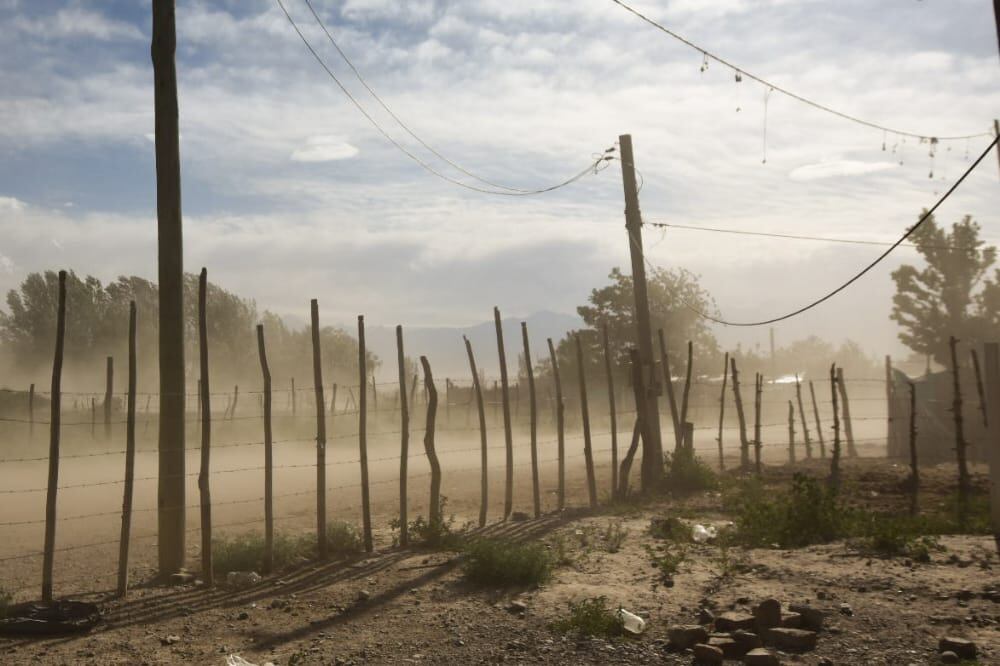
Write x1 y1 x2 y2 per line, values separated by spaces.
551 596 624 638
0 588 11 618
462 538 552 587
212 531 313 575
662 450 718 495
602 520 629 553
643 543 687 580
325 521 362 557
731 474 846 548
649 516 688 541
390 497 463 549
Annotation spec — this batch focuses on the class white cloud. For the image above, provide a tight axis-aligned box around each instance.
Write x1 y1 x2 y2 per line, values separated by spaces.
788 160 899 181
0 196 26 211
13 8 143 41
290 135 360 162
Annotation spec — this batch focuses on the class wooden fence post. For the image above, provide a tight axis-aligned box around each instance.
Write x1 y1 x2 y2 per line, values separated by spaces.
753 373 763 476
620 349 646 498
602 323 619 496
981 343 1000 556
197 271 213 586
787 400 796 464
679 340 693 435
908 381 919 516
371 371 378 413
657 329 682 451
117 300 139 596
949 336 971 525
835 368 857 457
445 378 451 424
547 338 566 511
291 377 296 416
257 324 275 571
618 422 641 499
465 336 489 527
311 301 328 558
28 383 34 438
41 270 67 602
716 352 728 471
575 334 598 508
795 375 812 459
104 356 113 439
330 383 338 415
494 307 514 520
420 356 442 526
682 421 694 457
521 323 540 518
829 364 841 491
884 356 894 455
730 357 749 471
358 316 373 552
809 380 826 458
230 385 239 420
397 326 410 544
971 349 988 428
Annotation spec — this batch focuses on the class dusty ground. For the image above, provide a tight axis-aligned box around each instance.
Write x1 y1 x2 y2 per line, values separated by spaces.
2 456 997 665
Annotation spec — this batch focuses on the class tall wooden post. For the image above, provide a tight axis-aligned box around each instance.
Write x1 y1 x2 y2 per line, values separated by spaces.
809 380 826 458
41 270 66 602
908 381 919 516
547 338 566 511
885 356 895 456
311 302 328 558
657 330 682 451
981 343 1000 556
494 307 514 520
522 323 540 518
949 336 970 525
787 400 796 464
358 316 373 552
602 323 619 495
836 368 857 457
197 272 213 586
971 349 988 428
621 349 647 498
465 336 489 527
679 340 693 435
829 364 841 491
795 375 812 458
28 383 34 437
118 301 139 596
420 356 442 527
397 326 410 544
91 397 96 439
291 377 297 416
576 335 598 508
753 374 763 476
257 325 275 571
716 352 729 470
104 356 113 438
152 0 186 577
229 385 238 420
731 357 750 471
620 134 664 488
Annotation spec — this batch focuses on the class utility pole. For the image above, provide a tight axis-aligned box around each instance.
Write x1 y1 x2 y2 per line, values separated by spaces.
152 0 186 577
619 134 663 489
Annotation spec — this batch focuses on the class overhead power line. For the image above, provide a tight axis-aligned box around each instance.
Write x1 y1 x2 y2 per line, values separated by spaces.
643 221 990 252
637 135 999 327
276 0 613 195
609 0 992 142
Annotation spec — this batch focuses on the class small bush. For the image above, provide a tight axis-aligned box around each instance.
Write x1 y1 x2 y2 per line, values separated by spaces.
662 450 718 495
551 596 623 638
643 543 687 580
462 538 552 586
212 531 313 575
325 521 362 557
0 588 11 618
731 474 845 548
602 520 629 553
391 497 463 549
547 533 574 567
649 516 688 541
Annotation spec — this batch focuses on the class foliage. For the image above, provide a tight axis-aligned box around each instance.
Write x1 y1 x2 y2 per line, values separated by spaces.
662 450 718 496
729 474 847 548
891 212 1000 365
643 543 687 579
325 521 363 556
551 596 624 638
602 520 629 553
212 531 314 575
390 497 463 549
462 538 552 586
0 587 10 618
648 516 689 541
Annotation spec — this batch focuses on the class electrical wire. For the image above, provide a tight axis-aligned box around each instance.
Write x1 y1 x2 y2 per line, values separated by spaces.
635 134 998 327
609 0 992 142
276 0 613 195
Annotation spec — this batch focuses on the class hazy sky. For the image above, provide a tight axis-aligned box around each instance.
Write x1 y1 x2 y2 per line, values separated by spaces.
0 0 997 359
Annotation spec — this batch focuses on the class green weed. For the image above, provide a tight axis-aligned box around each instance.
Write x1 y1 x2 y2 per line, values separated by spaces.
551 596 623 638
602 520 629 553
462 538 552 587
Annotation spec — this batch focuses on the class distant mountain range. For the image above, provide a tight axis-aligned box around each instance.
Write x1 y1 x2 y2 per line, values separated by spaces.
363 310 584 381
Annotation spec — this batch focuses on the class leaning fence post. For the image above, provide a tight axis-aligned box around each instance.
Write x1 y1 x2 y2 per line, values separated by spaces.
397 326 410 544
829 364 842 491
835 368 857 457
971 348 988 428
197 271 213 586
717 352 729 471
117 300 139 596
730 357 749 472
575 334 598 508
809 380 826 458
602 323 619 496
358 315 373 552
787 400 796 464
311 301 328 558
679 340 693 435
257 324 275 572
104 356 113 439
420 356 442 527
230 384 239 420
949 336 971 526
465 336 489 527
795 374 812 459
494 307 514 520
657 329 682 451
547 338 566 511
753 373 763 476
908 381 919 516
521 323 540 518
981 343 1000 556
41 270 67 602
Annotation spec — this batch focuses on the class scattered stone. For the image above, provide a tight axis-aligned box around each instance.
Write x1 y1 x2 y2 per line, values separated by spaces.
779 611 801 629
753 599 782 632
160 635 181 646
507 601 528 615
667 625 708 650
357 590 371 602
707 636 742 659
715 611 755 632
692 643 724 665
937 637 976 660
787 603 825 631
732 630 762 652
838 603 853 616
939 652 959 665
743 648 779 666
236 611 250 621
698 608 715 625
763 627 817 652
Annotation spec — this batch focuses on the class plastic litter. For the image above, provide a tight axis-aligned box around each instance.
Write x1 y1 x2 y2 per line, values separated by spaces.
692 524 717 543
615 608 647 635
226 655 275 666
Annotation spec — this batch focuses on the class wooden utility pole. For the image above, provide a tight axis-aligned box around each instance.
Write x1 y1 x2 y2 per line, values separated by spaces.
152 0 186 577
981 343 1000 556
620 134 664 489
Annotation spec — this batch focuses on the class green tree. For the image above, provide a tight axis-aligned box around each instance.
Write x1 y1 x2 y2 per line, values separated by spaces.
891 212 997 366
